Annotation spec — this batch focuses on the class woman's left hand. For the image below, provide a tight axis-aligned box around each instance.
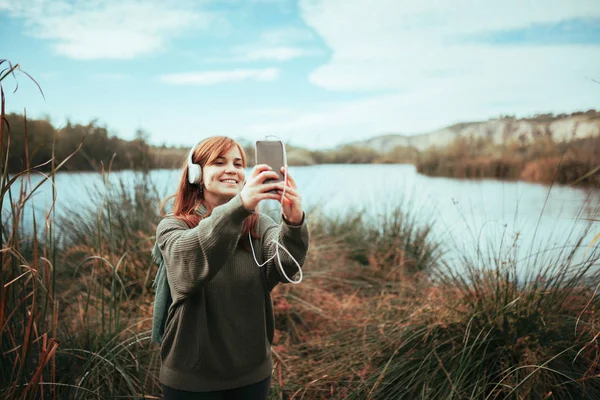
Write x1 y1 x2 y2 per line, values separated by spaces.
278 167 303 225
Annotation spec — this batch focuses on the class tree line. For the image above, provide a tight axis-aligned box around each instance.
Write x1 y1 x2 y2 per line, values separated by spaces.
1 113 418 174
2 113 186 173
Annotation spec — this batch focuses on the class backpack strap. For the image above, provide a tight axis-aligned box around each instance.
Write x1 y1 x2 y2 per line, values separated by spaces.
151 242 172 345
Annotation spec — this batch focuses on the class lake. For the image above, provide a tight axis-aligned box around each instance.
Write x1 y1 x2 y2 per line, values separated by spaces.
4 164 600 271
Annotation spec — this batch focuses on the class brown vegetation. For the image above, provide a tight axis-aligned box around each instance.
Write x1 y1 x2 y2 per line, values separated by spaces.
417 135 600 186
520 156 599 185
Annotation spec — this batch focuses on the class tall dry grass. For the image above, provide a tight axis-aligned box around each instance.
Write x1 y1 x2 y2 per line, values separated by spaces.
1 59 67 400
1 60 161 399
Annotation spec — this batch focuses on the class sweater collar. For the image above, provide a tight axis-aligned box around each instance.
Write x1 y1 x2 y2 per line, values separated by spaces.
196 203 209 218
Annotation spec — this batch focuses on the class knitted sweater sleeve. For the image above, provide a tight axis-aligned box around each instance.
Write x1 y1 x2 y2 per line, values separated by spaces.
156 194 253 302
259 212 310 290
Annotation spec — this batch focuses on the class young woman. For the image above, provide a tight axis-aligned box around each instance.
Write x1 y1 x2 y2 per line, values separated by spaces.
156 136 309 399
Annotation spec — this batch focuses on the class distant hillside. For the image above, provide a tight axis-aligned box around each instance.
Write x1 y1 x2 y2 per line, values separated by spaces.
349 110 600 152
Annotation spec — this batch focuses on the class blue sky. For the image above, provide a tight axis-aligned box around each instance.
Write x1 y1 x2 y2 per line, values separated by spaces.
1 0 599 149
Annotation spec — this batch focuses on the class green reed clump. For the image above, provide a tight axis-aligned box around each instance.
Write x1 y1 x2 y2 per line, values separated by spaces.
357 232 600 400
56 171 161 299
49 171 164 397
51 323 158 399
309 205 443 278
10 171 164 398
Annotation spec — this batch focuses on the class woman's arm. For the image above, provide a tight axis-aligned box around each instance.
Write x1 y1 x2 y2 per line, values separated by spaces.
156 193 253 302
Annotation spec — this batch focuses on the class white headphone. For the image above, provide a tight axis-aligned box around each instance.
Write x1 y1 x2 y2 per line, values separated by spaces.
187 143 203 185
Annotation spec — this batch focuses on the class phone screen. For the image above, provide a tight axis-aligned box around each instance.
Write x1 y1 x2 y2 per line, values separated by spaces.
255 140 285 189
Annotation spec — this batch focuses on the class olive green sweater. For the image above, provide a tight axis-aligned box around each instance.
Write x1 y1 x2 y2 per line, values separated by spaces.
155 193 309 392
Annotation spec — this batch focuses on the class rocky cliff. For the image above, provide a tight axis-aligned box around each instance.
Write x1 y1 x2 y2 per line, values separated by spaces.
351 111 600 152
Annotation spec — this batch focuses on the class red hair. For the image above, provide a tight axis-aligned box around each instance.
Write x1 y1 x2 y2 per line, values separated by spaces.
159 136 259 250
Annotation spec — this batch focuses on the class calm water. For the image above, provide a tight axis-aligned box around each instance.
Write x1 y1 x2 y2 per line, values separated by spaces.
4 164 600 269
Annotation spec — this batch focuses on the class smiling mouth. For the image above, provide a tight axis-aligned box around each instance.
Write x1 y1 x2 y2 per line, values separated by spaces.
220 179 238 184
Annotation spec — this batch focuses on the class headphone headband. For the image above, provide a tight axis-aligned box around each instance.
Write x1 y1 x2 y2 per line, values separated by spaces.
187 144 196 167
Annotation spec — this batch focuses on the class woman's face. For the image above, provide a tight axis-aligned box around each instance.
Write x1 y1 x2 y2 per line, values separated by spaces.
202 146 246 207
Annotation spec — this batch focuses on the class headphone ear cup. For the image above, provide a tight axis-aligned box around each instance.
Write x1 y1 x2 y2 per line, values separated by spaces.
188 164 203 185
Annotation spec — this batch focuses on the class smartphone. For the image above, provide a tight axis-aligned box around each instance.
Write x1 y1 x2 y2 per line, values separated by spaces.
255 140 286 192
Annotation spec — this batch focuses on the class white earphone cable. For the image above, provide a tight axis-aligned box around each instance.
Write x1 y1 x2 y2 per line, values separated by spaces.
248 137 303 284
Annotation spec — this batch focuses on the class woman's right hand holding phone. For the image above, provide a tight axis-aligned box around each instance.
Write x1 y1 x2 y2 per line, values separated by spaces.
240 164 285 211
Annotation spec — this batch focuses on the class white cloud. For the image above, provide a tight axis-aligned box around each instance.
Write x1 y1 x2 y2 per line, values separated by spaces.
206 26 322 62
259 27 317 44
2 0 214 60
228 45 322 62
299 0 600 91
159 68 280 85
239 0 600 147
230 27 322 61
